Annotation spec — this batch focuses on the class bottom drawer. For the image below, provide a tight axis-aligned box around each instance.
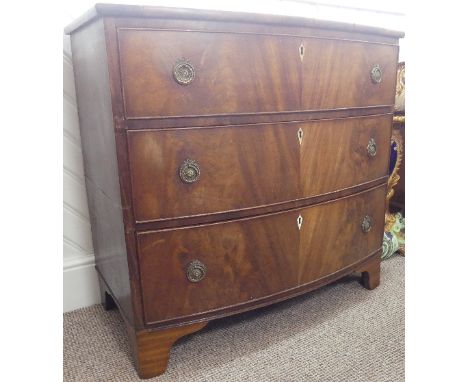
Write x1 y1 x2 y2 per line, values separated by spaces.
137 185 386 325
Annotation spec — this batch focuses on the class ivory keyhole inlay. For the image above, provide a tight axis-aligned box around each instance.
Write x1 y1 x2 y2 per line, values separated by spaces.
299 44 305 61
297 214 303 230
297 128 304 145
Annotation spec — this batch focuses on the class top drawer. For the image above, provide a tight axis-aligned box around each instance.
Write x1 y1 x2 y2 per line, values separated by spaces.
118 29 398 118
118 30 301 118
301 38 398 110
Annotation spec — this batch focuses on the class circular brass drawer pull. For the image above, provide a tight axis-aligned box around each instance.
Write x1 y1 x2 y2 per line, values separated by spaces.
173 59 195 85
179 159 200 183
186 260 206 283
367 138 377 157
370 64 382 84
361 215 373 233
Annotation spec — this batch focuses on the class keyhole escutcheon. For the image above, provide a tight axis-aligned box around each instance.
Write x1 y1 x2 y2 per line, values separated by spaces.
297 214 303 230
297 128 304 145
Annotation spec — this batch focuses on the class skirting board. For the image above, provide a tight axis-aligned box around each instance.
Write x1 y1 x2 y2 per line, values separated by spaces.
63 256 101 312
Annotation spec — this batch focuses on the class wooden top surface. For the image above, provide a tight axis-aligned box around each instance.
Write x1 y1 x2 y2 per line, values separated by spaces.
64 3 405 37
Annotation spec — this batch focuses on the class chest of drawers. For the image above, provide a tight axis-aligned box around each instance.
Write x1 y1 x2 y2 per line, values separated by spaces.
66 4 403 378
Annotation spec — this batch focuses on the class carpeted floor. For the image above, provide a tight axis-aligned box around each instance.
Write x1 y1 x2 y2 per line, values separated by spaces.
64 256 404 382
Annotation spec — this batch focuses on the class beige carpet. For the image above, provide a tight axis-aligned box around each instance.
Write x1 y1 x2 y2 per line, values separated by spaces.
64 256 404 381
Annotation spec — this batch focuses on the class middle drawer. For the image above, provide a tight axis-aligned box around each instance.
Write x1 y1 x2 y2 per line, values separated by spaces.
127 114 391 222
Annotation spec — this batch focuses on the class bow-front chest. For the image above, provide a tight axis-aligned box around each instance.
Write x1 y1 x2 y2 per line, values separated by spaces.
66 4 403 378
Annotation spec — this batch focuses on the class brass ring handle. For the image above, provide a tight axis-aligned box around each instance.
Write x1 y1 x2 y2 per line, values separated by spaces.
186 260 206 283
173 59 195 85
367 138 377 157
179 159 200 183
361 215 373 233
370 64 382 84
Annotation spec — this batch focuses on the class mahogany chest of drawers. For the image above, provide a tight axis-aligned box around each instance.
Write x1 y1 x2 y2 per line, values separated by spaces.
66 4 403 378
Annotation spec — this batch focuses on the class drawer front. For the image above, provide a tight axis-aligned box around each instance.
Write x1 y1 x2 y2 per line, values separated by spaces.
127 115 391 222
118 30 301 118
137 185 386 324
300 114 392 197
297 186 385 285
127 123 299 222
301 39 399 110
118 30 398 118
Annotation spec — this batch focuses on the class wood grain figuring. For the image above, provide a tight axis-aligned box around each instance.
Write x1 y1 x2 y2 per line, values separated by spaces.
298 184 386 285
301 38 399 110
66 5 402 378
128 115 391 223
133 177 388 231
118 29 398 119
300 114 392 199
127 122 299 222
118 29 301 118
137 185 386 325
138 206 299 324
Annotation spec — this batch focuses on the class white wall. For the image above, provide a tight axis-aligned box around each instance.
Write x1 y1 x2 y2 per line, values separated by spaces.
63 0 405 312
63 35 101 312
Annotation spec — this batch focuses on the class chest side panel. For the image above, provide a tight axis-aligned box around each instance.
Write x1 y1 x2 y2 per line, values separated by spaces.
70 19 134 323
